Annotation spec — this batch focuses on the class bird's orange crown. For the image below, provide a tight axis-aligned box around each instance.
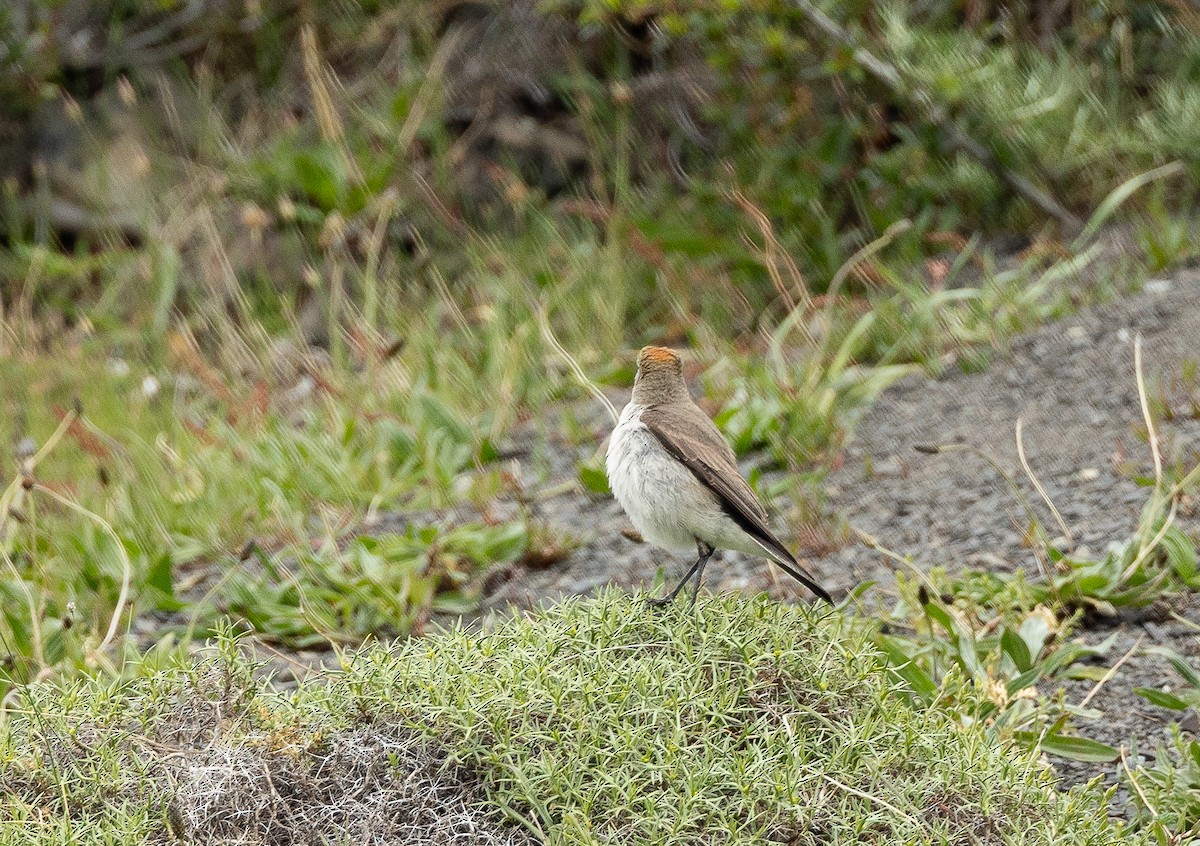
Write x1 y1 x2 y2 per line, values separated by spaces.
637 346 681 370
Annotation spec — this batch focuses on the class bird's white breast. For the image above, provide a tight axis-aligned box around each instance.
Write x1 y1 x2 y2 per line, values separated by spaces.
606 403 730 552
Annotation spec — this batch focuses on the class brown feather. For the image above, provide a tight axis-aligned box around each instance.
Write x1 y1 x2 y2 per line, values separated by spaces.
640 404 831 603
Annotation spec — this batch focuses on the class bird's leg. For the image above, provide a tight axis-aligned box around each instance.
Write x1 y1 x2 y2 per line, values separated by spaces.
648 541 715 609
647 557 702 608
687 542 715 609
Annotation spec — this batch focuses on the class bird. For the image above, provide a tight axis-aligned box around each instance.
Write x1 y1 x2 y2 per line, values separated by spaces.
606 345 832 608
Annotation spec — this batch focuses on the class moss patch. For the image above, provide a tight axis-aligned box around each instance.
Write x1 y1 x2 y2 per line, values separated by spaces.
2 593 1145 845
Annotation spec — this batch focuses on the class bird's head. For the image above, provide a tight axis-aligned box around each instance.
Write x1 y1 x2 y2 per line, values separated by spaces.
632 346 690 406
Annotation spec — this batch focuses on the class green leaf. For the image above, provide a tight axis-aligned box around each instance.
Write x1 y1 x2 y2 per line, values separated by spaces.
147 552 186 610
578 463 611 495
386 426 416 465
1015 731 1120 762
1106 585 1157 608
1161 525 1197 581
417 394 472 444
1042 636 1113 676
1005 668 1041 696
1062 665 1110 682
876 634 937 702
444 522 528 565
478 438 500 464
146 552 174 597
1072 573 1113 595
483 523 530 563
1147 646 1200 689
294 151 343 211
953 632 984 679
922 601 954 634
844 580 876 603
1001 628 1033 672
1134 687 1190 711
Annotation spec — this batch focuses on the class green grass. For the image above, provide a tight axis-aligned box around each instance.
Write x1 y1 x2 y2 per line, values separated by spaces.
1 593 1149 845
0 342 536 691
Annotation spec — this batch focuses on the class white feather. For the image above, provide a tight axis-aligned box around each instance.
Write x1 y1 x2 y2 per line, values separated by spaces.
606 403 764 556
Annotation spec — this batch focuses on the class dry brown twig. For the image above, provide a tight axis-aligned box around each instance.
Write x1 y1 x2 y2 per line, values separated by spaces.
1015 416 1074 549
728 189 810 318
1078 633 1143 710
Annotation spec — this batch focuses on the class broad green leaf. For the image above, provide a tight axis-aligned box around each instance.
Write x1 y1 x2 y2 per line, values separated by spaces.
954 633 984 679
1015 731 1120 762
1072 573 1112 595
478 438 500 464
1001 628 1033 672
876 634 937 702
146 552 174 598
417 394 472 444
578 463 611 495
923 601 954 633
1062 665 1110 682
1161 525 1198 581
1005 668 1041 696
1134 687 1190 711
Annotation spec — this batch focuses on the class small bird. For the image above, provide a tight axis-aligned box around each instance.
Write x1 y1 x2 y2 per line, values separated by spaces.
606 346 832 607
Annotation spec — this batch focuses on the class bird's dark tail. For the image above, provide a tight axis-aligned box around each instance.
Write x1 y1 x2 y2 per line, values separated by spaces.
752 538 833 604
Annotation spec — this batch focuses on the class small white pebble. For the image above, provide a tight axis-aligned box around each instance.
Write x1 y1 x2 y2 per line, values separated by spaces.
1065 325 1086 340
1145 279 1172 294
1079 468 1100 481
108 358 130 377
142 375 160 398
1117 328 1131 343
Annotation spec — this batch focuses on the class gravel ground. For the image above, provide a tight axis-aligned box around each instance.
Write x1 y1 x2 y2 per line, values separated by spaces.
822 272 1200 794
480 271 1200 797
824 277 1200 588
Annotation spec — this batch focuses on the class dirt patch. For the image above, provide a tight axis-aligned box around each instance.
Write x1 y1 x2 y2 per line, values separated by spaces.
1051 606 1199 798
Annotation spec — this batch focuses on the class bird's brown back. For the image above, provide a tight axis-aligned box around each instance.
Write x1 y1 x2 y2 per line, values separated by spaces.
640 401 769 528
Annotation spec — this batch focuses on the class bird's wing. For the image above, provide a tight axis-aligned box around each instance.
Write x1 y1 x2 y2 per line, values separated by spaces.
640 405 831 603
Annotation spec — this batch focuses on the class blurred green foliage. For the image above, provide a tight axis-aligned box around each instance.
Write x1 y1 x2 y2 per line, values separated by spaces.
5 0 1200 324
